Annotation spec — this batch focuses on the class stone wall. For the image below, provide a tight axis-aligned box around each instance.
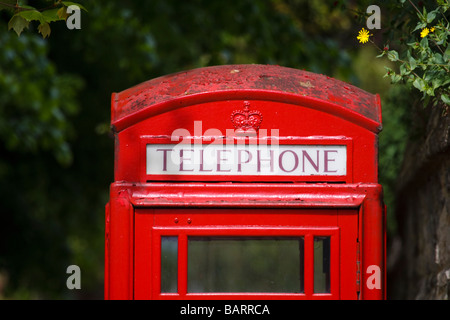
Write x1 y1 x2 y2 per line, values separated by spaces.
388 103 449 299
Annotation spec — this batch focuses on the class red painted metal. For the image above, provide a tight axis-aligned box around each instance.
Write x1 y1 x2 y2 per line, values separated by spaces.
106 64 385 300
111 65 382 133
147 225 341 300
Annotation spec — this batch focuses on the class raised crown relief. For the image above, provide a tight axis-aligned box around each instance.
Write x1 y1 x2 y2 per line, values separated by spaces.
230 101 263 136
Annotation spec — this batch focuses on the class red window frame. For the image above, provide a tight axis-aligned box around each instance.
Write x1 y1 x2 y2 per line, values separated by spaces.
134 207 358 300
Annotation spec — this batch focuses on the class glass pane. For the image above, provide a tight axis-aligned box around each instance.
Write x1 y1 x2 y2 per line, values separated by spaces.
161 236 178 293
187 236 304 293
314 236 331 293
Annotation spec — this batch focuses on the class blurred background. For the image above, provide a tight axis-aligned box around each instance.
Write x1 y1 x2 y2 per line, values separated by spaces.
0 0 444 299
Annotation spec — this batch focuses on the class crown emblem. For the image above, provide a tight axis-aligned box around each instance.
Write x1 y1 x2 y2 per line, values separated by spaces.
230 101 263 136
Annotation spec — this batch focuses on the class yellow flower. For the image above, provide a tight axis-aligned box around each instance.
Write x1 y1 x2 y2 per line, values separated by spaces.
357 28 371 44
430 27 435 32
420 28 429 38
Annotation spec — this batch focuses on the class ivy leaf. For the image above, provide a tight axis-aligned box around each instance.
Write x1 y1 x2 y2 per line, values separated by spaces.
8 15 30 36
38 22 51 39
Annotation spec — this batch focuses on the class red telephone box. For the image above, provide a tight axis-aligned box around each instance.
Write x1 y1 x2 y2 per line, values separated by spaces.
105 64 385 300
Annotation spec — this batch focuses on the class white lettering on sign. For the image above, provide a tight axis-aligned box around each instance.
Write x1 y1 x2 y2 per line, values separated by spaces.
146 144 346 176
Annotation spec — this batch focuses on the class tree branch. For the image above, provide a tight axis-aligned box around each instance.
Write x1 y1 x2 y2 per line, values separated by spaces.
407 0 424 19
0 1 18 9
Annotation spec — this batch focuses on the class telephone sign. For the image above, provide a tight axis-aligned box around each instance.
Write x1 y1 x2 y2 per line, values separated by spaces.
146 143 347 177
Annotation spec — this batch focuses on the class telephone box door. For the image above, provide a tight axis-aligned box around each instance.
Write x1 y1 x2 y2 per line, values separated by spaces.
134 207 359 300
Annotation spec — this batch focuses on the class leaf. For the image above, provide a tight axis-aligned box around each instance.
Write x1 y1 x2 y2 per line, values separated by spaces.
413 21 427 32
422 6 427 20
400 63 411 76
408 51 417 70
441 94 450 105
391 73 402 83
61 2 88 11
8 14 29 36
432 53 444 64
376 51 386 58
57 6 71 20
442 78 450 87
38 22 51 39
17 10 44 23
42 8 64 23
419 35 428 48
426 9 439 23
432 77 444 89
387 50 399 62
413 77 427 92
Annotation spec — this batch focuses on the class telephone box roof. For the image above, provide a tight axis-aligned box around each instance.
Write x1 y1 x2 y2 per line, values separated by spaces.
111 64 382 133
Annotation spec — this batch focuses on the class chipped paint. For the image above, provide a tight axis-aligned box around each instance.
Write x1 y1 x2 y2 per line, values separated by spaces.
111 65 382 133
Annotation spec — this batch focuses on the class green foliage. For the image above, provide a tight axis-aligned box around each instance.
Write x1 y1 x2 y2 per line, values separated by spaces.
0 31 84 299
2 0 87 38
378 85 417 235
0 0 412 299
0 31 82 166
376 0 450 107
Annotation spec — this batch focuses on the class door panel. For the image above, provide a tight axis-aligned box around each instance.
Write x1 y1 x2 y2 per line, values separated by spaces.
135 208 358 300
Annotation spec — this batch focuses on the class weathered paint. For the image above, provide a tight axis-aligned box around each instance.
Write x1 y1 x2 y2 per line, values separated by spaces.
106 65 385 300
111 65 382 133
